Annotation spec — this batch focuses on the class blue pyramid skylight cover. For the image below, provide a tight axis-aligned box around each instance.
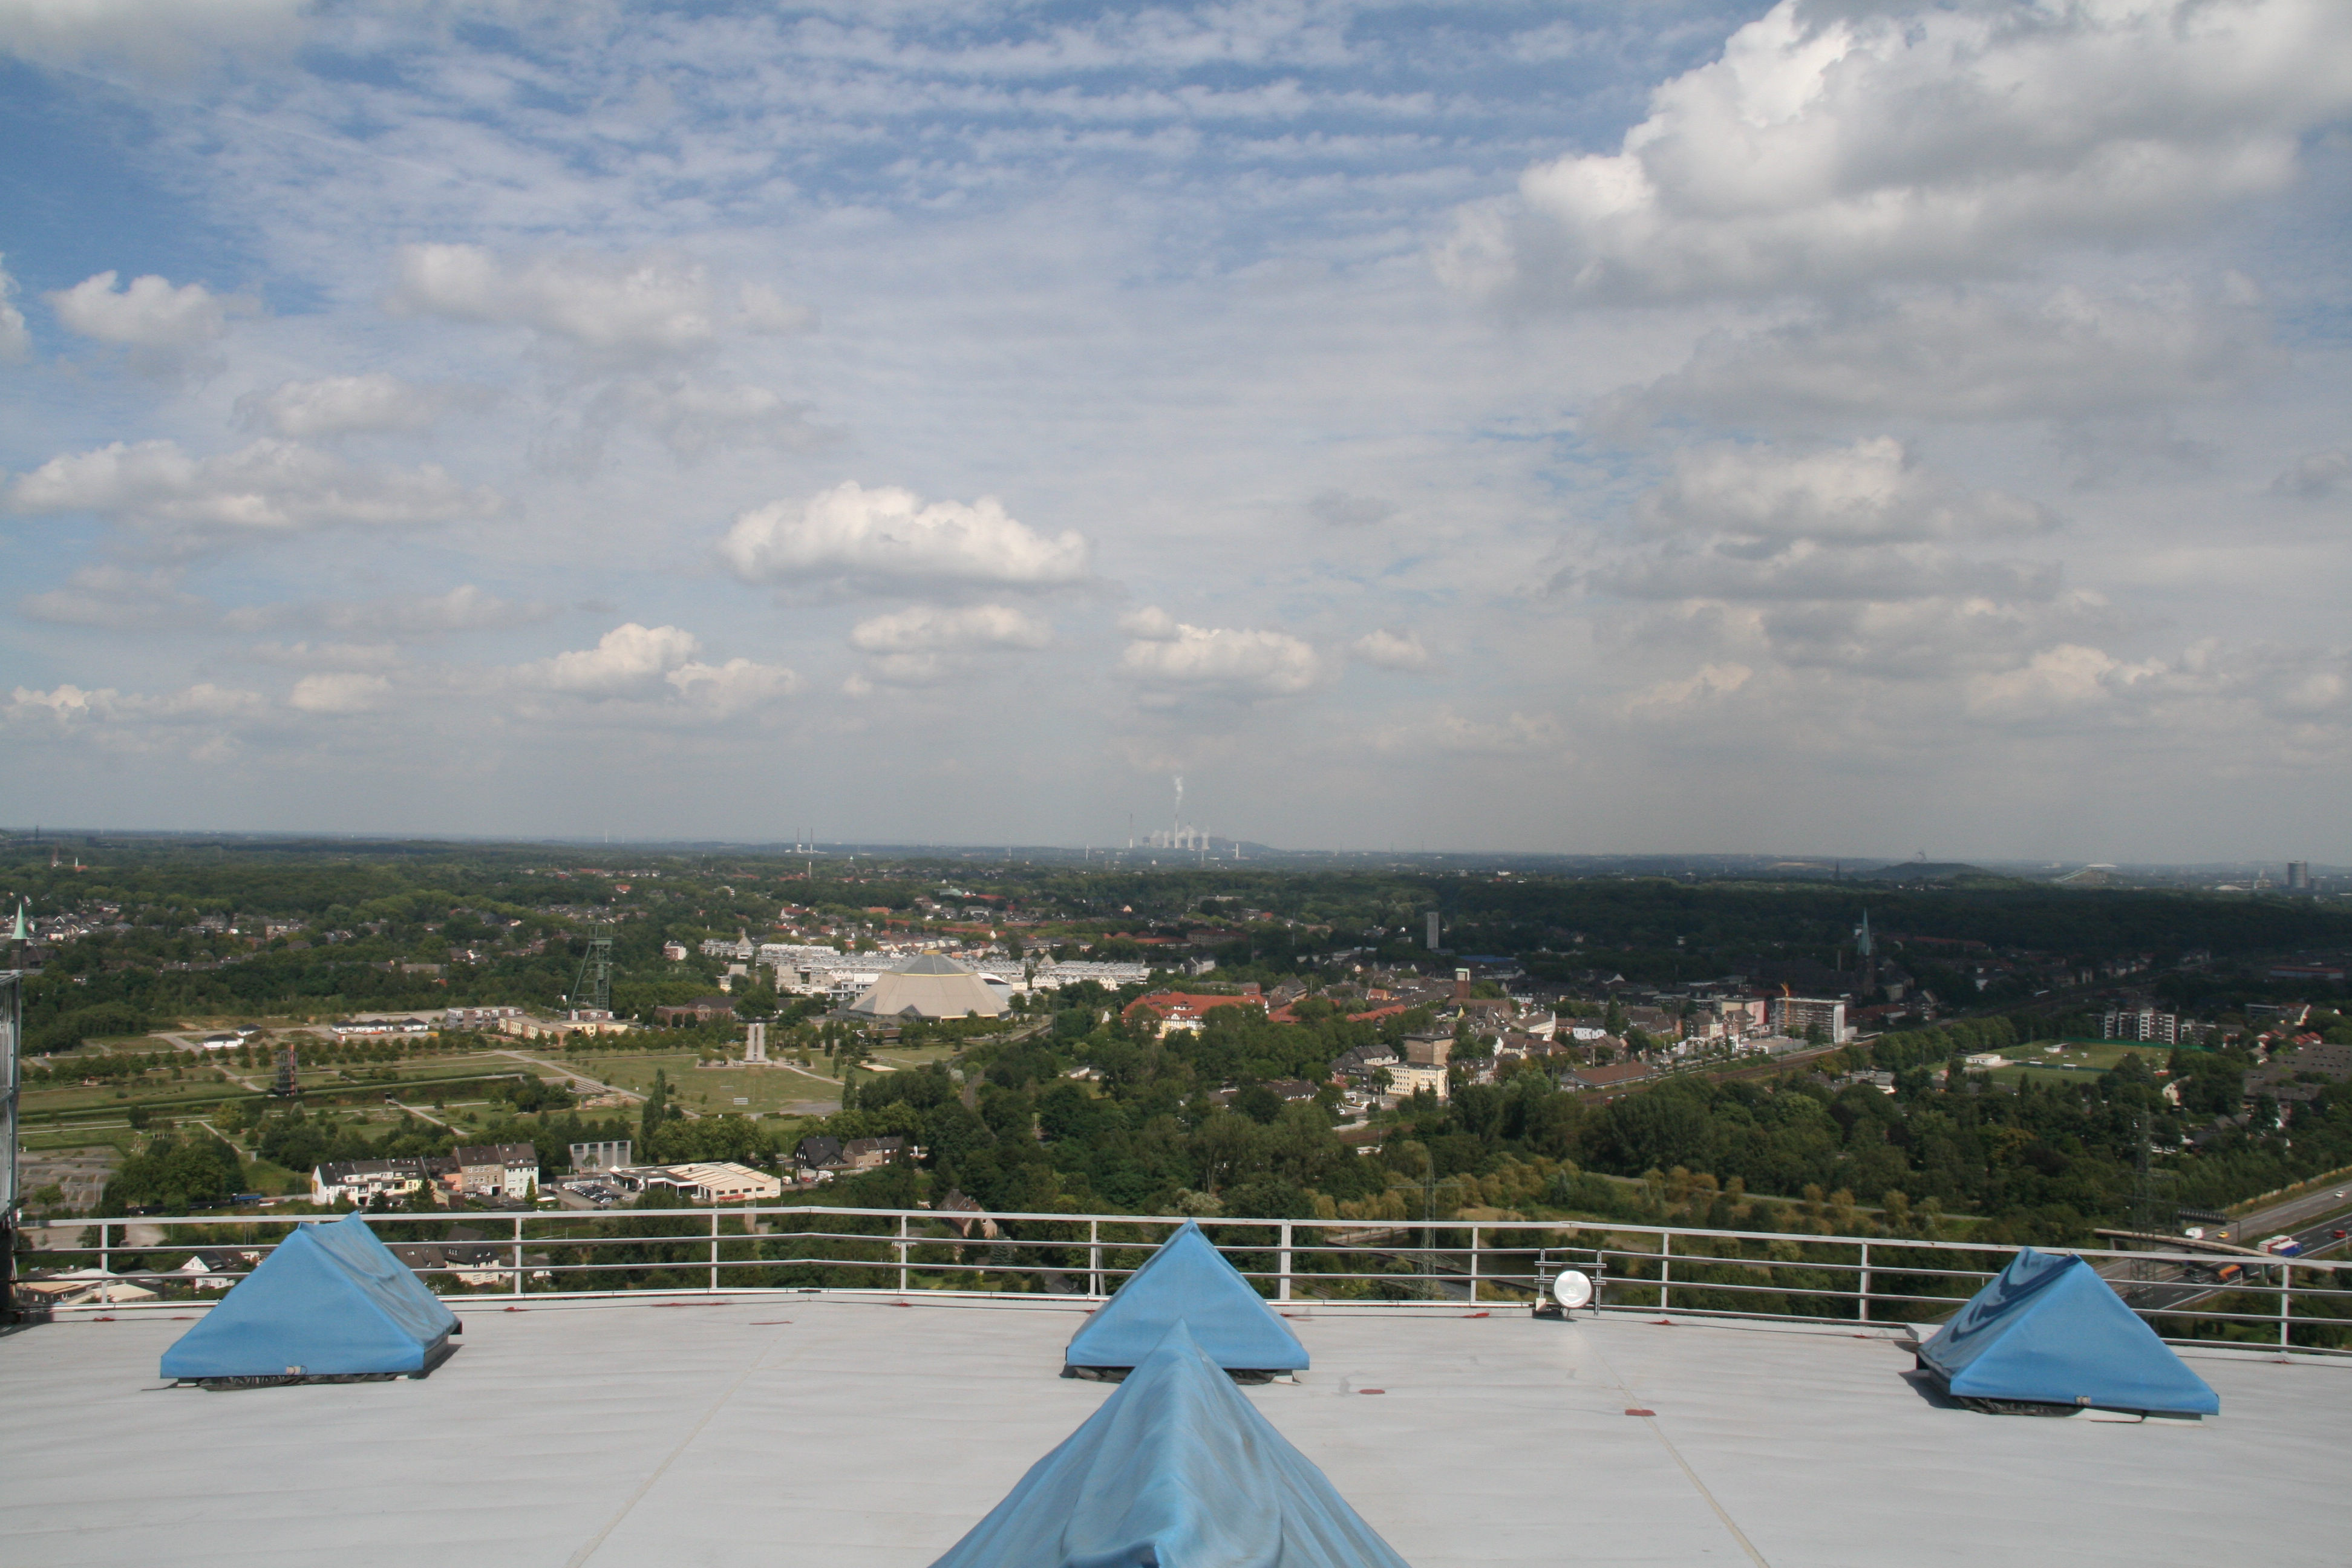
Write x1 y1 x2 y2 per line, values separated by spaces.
1065 1220 1308 1371
160 1212 460 1380
933 1322 1410 1568
1918 1247 2218 1416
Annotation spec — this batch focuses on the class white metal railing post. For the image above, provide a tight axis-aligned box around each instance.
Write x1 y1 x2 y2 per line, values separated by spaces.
98 1219 111 1278
898 1212 910 1293
2279 1261 2292 1349
1858 1240 1871 1324
1088 1219 1102 1296
1469 1226 1480 1304
708 1210 719 1291
1659 1232 1671 1314
1278 1221 1292 1302
512 1215 524 1297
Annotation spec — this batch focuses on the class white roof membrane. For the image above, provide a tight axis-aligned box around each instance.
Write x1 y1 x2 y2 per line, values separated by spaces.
2 1299 2340 1567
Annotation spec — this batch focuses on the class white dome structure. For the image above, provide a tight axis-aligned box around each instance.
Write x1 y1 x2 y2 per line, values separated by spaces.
845 954 1009 1021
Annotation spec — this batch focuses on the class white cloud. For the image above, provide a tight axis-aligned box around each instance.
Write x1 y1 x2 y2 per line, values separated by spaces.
1117 621 1322 699
246 641 401 671
1591 439 2063 604
49 270 249 347
1117 606 1179 639
287 671 393 714
1622 662 1753 717
849 603 1052 655
1349 628 1432 671
387 244 718 359
0 0 307 77
516 624 796 716
528 623 704 695
737 283 817 335
6 681 266 727
584 374 826 462
1601 286 2278 431
1443 0 2352 305
0 256 28 361
666 658 802 714
720 482 1092 590
1366 706 1573 758
1307 489 1399 527
235 373 483 437
18 564 207 628
2272 451 2351 500
5 439 503 535
221 584 548 639
1633 439 2059 546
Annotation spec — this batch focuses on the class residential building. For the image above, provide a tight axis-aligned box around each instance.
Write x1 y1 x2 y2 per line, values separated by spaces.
1769 996 1852 1044
452 1143 541 1201
1388 1059 1450 1101
2102 1008 2181 1045
313 1157 430 1205
841 1136 909 1172
1122 987 1264 1037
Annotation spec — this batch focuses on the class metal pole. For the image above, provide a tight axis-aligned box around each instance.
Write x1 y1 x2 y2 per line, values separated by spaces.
2279 1261 2292 1350
709 1209 720 1291
1659 1232 1671 1315
1278 1221 1292 1302
1469 1225 1480 1304
512 1215 524 1297
898 1212 909 1293
1859 1240 1871 1324
1088 1219 1102 1297
99 1218 111 1278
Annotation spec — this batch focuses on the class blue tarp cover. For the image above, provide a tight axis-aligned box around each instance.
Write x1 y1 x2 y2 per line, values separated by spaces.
933 1322 1410 1568
1918 1247 2219 1415
1065 1220 1308 1372
160 1212 460 1379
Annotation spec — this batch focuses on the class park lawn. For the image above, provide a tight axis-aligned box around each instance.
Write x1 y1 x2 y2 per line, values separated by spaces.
1986 1042 2171 1084
569 1050 843 1118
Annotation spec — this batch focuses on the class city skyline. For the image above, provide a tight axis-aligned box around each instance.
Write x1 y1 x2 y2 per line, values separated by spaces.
4 2 2349 861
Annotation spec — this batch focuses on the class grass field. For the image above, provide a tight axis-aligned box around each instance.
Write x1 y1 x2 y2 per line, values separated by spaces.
566 1050 845 1117
1984 1042 2172 1084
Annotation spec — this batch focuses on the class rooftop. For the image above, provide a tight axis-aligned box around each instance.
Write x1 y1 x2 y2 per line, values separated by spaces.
3 1298 2341 1567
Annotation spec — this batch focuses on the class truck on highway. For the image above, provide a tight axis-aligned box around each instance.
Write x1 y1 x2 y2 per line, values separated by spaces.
2259 1233 2304 1256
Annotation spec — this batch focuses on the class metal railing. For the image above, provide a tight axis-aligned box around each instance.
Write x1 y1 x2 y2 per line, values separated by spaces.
17 1207 2349 1353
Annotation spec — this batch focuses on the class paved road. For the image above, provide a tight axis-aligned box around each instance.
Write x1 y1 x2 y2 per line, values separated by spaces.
2210 1180 2352 1249
2107 1193 2352 1313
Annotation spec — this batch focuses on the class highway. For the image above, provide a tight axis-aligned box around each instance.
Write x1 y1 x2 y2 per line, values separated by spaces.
2105 1184 2352 1315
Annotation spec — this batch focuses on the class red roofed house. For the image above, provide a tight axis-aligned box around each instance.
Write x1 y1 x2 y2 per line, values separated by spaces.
1123 985 1263 1037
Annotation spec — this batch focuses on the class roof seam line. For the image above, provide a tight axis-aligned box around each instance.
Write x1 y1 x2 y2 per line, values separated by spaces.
562 1325 796 1568
1584 1333 1773 1568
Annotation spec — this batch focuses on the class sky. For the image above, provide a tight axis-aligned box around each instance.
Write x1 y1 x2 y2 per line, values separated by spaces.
1 0 2347 863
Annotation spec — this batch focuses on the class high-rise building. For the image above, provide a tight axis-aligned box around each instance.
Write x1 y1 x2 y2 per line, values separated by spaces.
1425 912 1442 950
2285 861 2312 891
1770 996 1851 1044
